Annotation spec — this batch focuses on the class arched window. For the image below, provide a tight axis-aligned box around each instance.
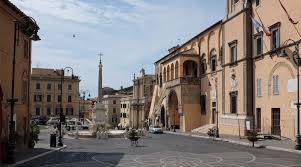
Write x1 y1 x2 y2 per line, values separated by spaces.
167 65 170 81
163 67 166 82
159 73 162 87
171 63 174 80
175 61 179 78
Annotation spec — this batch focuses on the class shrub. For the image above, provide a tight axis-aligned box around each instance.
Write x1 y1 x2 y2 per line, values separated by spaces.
247 130 259 147
207 127 217 137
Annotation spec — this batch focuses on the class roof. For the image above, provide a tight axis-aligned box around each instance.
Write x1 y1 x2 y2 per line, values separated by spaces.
3 0 39 29
155 20 222 64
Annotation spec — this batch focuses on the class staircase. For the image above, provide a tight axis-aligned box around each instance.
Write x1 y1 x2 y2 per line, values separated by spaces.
191 124 216 134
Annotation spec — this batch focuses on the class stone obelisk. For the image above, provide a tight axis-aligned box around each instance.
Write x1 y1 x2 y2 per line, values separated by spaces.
98 52 103 102
95 53 106 127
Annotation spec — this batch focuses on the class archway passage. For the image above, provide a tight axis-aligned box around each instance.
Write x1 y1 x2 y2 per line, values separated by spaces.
160 106 165 127
168 91 180 129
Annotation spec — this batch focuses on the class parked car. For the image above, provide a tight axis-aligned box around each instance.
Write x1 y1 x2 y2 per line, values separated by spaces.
149 125 163 134
65 121 89 131
32 116 48 125
47 117 59 126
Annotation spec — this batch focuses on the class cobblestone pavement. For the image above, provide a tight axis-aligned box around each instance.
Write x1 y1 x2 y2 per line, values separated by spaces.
18 133 301 167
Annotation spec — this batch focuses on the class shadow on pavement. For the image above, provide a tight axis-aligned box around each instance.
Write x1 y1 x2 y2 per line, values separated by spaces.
16 151 125 167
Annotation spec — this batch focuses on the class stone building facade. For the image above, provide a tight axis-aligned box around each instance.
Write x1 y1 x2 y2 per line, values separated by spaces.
102 95 122 128
0 0 40 160
120 95 132 128
150 0 301 139
30 68 80 119
131 69 155 129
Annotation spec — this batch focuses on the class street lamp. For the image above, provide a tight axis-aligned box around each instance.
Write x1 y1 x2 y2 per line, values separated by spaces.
7 16 40 164
280 39 301 150
57 67 75 147
79 90 91 124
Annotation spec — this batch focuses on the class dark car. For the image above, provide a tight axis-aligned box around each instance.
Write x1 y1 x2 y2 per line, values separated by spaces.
32 116 48 125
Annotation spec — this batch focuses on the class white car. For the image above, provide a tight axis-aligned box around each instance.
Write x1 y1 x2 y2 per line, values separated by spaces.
66 121 89 131
149 125 163 134
47 117 59 126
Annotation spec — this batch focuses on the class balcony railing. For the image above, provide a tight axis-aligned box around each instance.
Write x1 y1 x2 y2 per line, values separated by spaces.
165 76 200 87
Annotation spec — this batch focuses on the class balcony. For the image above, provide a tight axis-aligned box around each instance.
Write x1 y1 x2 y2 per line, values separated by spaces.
165 77 200 88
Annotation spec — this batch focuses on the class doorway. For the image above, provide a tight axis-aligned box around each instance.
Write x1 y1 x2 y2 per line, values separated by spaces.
160 106 165 127
256 108 261 132
271 108 280 135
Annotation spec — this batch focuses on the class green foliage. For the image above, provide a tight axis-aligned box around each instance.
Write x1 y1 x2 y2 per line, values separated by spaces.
207 127 217 137
247 130 259 147
28 121 40 148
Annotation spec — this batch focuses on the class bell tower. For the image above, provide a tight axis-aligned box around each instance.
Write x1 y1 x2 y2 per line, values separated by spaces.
225 0 249 18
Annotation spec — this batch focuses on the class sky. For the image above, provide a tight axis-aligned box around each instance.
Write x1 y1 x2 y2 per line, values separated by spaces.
11 0 224 97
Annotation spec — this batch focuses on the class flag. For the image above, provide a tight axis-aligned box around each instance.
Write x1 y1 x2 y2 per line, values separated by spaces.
279 0 298 25
250 16 271 36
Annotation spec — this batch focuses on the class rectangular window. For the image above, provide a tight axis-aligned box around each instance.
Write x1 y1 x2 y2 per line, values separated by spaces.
36 107 40 115
123 104 126 108
34 95 42 102
201 59 206 75
257 79 262 97
121 104 123 108
68 95 72 102
113 108 116 113
68 84 72 90
123 113 127 118
58 84 62 90
230 91 238 114
230 45 237 63
47 95 51 102
256 35 263 55
211 56 216 72
47 83 52 90
272 75 280 95
200 95 206 115
36 83 40 90
271 27 280 50
113 100 116 104
47 107 51 115
57 95 62 102
120 113 123 117
66 108 73 115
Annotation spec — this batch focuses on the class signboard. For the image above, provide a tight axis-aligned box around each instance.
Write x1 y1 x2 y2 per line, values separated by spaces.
288 79 297 93
246 120 251 130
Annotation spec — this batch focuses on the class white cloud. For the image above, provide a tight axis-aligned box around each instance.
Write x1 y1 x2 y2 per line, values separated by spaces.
10 0 148 24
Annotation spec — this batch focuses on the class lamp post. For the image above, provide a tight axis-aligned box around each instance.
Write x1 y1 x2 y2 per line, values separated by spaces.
79 90 91 124
7 16 40 164
57 67 75 147
280 39 301 150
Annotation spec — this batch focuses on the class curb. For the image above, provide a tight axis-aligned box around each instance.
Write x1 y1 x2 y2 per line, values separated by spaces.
164 131 301 155
6 145 67 167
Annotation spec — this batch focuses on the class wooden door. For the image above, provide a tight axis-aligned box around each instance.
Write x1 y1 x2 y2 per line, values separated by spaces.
271 108 280 135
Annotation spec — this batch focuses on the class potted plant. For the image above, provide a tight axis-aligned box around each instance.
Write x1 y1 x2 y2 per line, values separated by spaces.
247 130 259 147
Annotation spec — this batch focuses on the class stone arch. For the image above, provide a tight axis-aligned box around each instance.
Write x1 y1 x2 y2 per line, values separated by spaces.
171 63 174 80
167 65 170 81
167 90 180 130
175 61 179 78
163 67 166 82
267 62 296 96
207 31 215 60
